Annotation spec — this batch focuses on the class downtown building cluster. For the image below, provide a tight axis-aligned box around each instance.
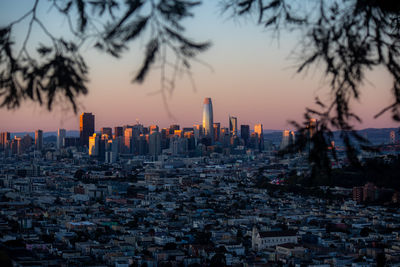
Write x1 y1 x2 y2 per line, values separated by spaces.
42 98 268 164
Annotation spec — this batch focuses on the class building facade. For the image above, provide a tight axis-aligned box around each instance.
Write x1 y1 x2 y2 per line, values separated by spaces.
35 130 43 151
80 112 95 147
202 98 214 141
57 128 66 149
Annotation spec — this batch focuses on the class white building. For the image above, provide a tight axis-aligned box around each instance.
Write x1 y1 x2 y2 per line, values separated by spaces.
252 227 298 251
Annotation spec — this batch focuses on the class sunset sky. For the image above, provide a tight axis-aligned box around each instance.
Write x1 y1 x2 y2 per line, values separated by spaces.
0 1 397 132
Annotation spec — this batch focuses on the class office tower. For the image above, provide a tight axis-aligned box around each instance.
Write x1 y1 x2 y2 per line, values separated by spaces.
35 130 43 151
149 131 161 157
160 128 169 149
184 131 196 151
137 134 148 155
132 124 144 137
80 112 95 147
281 130 296 150
0 132 10 150
193 124 203 141
11 137 21 154
220 127 230 148
182 127 193 133
168 124 180 135
390 130 396 144
149 125 159 134
101 127 112 138
254 123 264 151
174 130 183 138
229 116 238 136
64 137 80 147
202 98 214 140
16 134 33 154
308 118 317 138
171 136 188 156
57 128 66 149
240 125 250 146
114 126 123 138
124 128 133 153
213 123 220 142
105 139 118 163
89 133 100 156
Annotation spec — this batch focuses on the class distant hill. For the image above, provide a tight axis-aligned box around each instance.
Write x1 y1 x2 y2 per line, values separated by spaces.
264 127 399 146
10 130 80 138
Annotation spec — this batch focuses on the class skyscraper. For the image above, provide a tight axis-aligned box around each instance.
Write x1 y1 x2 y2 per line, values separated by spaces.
35 130 43 151
254 123 264 151
149 125 159 134
193 124 203 141
213 122 220 142
240 125 250 146
57 128 66 149
280 130 295 150
202 98 213 140
89 133 99 156
114 126 124 138
80 112 95 147
0 132 10 150
101 127 112 138
149 131 161 157
229 116 238 136
124 128 133 153
308 118 317 138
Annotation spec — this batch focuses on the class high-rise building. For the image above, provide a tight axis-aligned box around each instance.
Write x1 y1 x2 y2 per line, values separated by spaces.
254 123 264 151
105 139 118 163
124 128 133 153
193 124 203 141
229 116 238 136
89 133 100 157
114 126 124 138
202 98 214 140
213 123 220 142
149 125 159 134
14 134 33 154
220 127 230 148
149 131 161 157
35 130 43 151
64 137 80 147
240 125 250 146
390 130 396 144
280 130 295 150
101 127 112 139
80 112 95 147
308 118 317 138
169 124 180 135
0 132 10 150
57 128 66 149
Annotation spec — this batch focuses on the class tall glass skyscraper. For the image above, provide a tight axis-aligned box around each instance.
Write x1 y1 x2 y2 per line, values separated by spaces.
80 112 95 147
202 98 214 140
229 116 238 136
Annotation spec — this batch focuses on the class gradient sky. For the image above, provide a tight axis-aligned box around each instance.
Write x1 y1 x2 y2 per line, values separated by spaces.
0 1 398 132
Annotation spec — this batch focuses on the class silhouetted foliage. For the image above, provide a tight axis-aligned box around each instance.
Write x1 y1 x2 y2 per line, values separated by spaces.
0 0 210 112
230 0 400 173
285 155 400 190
